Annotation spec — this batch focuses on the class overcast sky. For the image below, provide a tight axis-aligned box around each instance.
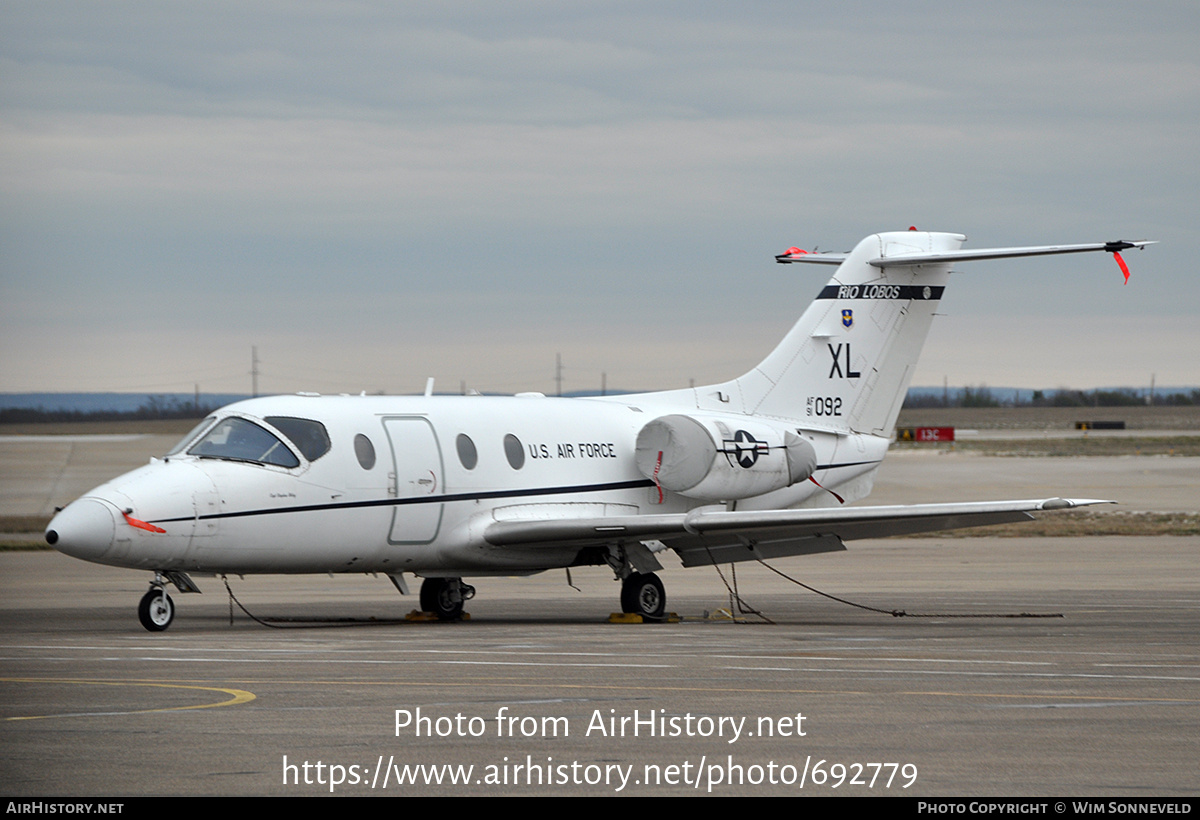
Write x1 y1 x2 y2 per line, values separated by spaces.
2 1 1197 396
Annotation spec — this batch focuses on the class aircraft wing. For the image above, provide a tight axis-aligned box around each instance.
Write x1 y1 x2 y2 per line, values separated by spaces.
483 498 1112 568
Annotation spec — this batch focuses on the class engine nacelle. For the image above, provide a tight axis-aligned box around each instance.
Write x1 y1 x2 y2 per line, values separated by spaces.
634 414 818 501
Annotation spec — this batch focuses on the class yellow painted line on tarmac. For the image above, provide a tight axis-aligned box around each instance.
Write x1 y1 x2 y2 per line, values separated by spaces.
896 689 1200 704
2 677 256 721
221 678 1198 705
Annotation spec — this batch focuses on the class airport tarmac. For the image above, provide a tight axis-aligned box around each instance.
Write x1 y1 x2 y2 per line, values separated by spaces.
1 435 1198 796
2 538 1198 797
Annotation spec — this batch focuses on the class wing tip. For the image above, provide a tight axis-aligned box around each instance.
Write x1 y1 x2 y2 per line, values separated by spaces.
1039 498 1116 510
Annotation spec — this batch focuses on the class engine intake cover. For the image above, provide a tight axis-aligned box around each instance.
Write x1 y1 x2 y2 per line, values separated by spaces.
634 414 817 501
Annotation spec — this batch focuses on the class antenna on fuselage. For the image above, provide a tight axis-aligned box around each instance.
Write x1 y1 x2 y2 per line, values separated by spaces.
424 377 435 397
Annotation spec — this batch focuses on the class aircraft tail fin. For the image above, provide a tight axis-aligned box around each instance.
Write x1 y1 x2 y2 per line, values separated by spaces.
693 231 1152 437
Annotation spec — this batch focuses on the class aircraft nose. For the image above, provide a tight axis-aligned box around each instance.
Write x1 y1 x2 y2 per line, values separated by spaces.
45 499 118 562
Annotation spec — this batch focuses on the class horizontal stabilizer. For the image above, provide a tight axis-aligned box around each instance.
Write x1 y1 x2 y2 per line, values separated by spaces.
867 240 1156 268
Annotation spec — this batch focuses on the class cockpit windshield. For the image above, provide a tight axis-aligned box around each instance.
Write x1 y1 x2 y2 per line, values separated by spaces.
166 416 217 456
187 417 300 468
265 417 330 462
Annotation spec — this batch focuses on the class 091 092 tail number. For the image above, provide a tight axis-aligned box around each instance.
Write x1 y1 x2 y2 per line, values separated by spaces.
806 396 842 417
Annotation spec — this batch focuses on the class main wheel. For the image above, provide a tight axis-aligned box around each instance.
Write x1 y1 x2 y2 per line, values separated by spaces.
420 577 464 621
620 572 666 619
138 588 175 632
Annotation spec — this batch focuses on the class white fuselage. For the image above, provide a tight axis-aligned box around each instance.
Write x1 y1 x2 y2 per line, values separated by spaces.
47 391 886 578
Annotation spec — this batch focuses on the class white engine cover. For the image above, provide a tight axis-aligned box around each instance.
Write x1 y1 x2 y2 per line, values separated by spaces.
633 414 817 501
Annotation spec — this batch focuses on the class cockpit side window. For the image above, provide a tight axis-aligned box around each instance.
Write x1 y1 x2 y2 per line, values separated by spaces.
188 417 301 468
265 416 331 462
166 416 217 456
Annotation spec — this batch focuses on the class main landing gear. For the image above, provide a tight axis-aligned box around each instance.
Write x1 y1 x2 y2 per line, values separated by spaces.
604 543 668 621
138 586 174 632
420 577 475 621
620 572 666 620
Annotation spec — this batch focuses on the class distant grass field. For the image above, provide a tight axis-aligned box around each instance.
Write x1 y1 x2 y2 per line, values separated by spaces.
3 405 1197 435
892 436 1200 456
0 515 51 548
0 418 201 436
897 405 1200 431
3 406 1197 435
0 538 47 550
897 509 1200 538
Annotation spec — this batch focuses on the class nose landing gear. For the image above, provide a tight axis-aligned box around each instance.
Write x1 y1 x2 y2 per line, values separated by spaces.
135 571 198 631
137 586 175 632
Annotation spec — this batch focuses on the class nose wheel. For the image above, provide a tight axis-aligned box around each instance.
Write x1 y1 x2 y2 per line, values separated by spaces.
137 587 175 632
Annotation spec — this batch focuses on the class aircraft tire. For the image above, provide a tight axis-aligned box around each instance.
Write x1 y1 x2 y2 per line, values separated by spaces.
137 588 175 632
620 572 665 619
420 577 464 621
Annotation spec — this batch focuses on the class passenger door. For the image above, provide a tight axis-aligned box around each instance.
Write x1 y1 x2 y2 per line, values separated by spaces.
383 417 444 544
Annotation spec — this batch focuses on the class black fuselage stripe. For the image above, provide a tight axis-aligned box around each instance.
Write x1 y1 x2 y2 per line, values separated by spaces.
816 285 945 300
150 461 880 524
154 479 655 523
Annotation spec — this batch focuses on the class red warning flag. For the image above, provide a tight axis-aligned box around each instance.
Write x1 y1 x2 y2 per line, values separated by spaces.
1113 251 1130 284
123 512 166 534
808 475 845 504
653 451 664 504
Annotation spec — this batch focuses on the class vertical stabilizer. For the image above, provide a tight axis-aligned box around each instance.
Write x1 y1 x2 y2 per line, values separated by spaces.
721 231 964 435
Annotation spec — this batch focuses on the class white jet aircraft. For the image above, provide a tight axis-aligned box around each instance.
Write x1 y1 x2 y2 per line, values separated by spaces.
45 230 1152 630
